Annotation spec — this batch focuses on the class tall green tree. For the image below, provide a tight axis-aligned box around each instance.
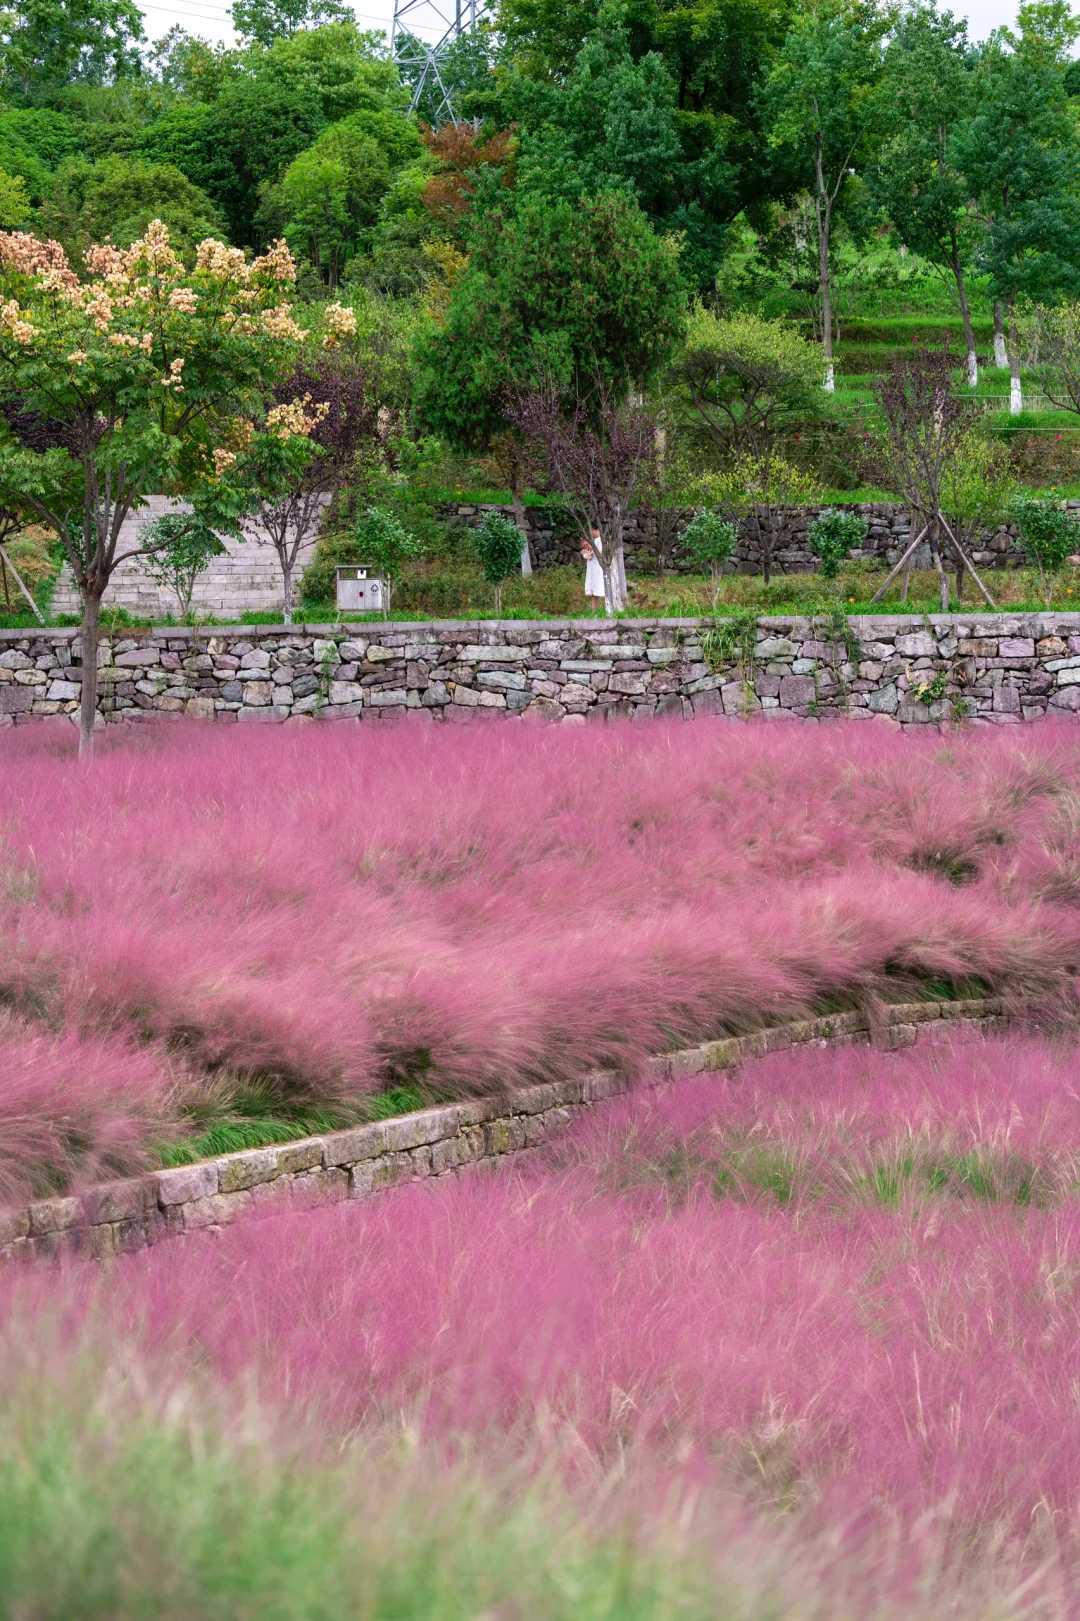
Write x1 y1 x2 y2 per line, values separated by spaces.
760 2 889 391
0 0 143 100
413 186 685 560
954 1 1080 412
259 111 423 284
39 156 227 263
138 24 405 247
505 3 738 288
231 0 352 48
874 4 982 386
496 0 792 258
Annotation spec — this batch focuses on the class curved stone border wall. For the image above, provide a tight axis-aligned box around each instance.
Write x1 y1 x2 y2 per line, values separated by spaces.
0 998 1009 1262
5 612 1080 728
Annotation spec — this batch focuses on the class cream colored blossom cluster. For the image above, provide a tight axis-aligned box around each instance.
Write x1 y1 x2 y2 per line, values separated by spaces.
84 242 128 278
0 232 77 290
251 239 298 284
264 394 329 440
0 297 37 344
194 236 297 289
262 304 306 342
168 287 198 313
322 301 358 349
195 240 250 282
84 226 180 289
85 291 114 330
107 331 153 352
126 219 182 277
213 448 237 477
160 357 185 390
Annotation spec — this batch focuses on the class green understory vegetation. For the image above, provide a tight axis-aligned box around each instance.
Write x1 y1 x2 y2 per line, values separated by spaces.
15 563 1078 632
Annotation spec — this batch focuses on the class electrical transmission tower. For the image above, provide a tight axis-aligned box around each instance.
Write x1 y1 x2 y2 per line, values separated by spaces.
391 0 490 124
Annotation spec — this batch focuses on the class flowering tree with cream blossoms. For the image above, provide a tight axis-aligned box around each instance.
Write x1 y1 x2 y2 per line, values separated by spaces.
222 301 376 625
0 221 310 754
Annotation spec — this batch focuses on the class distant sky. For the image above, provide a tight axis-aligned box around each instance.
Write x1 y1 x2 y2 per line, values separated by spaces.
134 0 1022 59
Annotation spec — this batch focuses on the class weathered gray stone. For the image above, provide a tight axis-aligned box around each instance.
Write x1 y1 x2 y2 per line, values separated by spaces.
868 683 899 714
329 681 364 704
477 670 527 690
153 1162 220 1205
895 632 937 657
779 674 815 708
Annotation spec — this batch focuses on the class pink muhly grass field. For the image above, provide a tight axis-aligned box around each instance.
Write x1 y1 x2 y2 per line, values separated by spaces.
0 717 1079 1192
22 1031 1080 1603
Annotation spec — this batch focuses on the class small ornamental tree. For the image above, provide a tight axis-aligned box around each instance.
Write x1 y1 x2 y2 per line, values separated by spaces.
1029 302 1080 417
869 346 996 611
475 513 524 615
807 508 868 580
680 508 737 608
669 308 827 456
0 221 305 754
414 188 685 572
352 505 422 617
221 305 379 625
139 511 223 619
939 433 1015 605
702 453 819 587
507 383 656 616
1011 491 1080 608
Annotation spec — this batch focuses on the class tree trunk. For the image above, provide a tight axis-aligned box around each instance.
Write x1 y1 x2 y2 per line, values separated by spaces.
815 179 835 394
953 256 978 387
282 561 294 626
601 536 627 616
79 590 103 760
993 300 1008 369
510 471 532 576
1007 292 1023 415
930 530 949 613
756 513 773 587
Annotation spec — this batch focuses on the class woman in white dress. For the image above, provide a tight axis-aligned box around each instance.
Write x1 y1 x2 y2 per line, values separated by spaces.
582 529 605 605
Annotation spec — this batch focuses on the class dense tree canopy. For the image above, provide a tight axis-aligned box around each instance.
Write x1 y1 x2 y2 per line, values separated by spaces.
413 186 686 450
2 0 1080 498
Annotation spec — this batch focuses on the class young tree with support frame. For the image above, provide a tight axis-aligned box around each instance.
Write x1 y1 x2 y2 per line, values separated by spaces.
868 347 997 612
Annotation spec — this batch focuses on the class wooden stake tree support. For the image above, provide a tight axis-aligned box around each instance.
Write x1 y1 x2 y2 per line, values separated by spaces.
0 505 43 624
868 347 996 613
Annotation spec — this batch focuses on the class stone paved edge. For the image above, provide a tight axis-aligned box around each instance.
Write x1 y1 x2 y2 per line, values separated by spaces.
0 999 1010 1261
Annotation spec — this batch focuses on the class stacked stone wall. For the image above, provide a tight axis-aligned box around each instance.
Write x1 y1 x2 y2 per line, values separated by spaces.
6 613 1080 729
442 500 1048 575
0 999 1008 1262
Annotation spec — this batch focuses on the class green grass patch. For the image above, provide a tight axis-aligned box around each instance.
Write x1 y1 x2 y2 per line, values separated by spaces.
153 1083 447 1168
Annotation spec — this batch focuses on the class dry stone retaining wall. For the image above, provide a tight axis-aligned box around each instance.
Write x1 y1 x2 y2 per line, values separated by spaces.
7 613 1080 728
442 500 1040 575
0 999 1008 1262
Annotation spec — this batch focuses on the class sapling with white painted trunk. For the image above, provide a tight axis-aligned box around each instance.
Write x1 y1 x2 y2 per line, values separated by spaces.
476 513 525 616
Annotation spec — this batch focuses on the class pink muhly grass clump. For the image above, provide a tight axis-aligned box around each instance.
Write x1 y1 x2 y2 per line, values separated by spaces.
554 1033 1080 1205
0 1019 171 1201
98 1116 1080 1544
0 720 1079 1189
